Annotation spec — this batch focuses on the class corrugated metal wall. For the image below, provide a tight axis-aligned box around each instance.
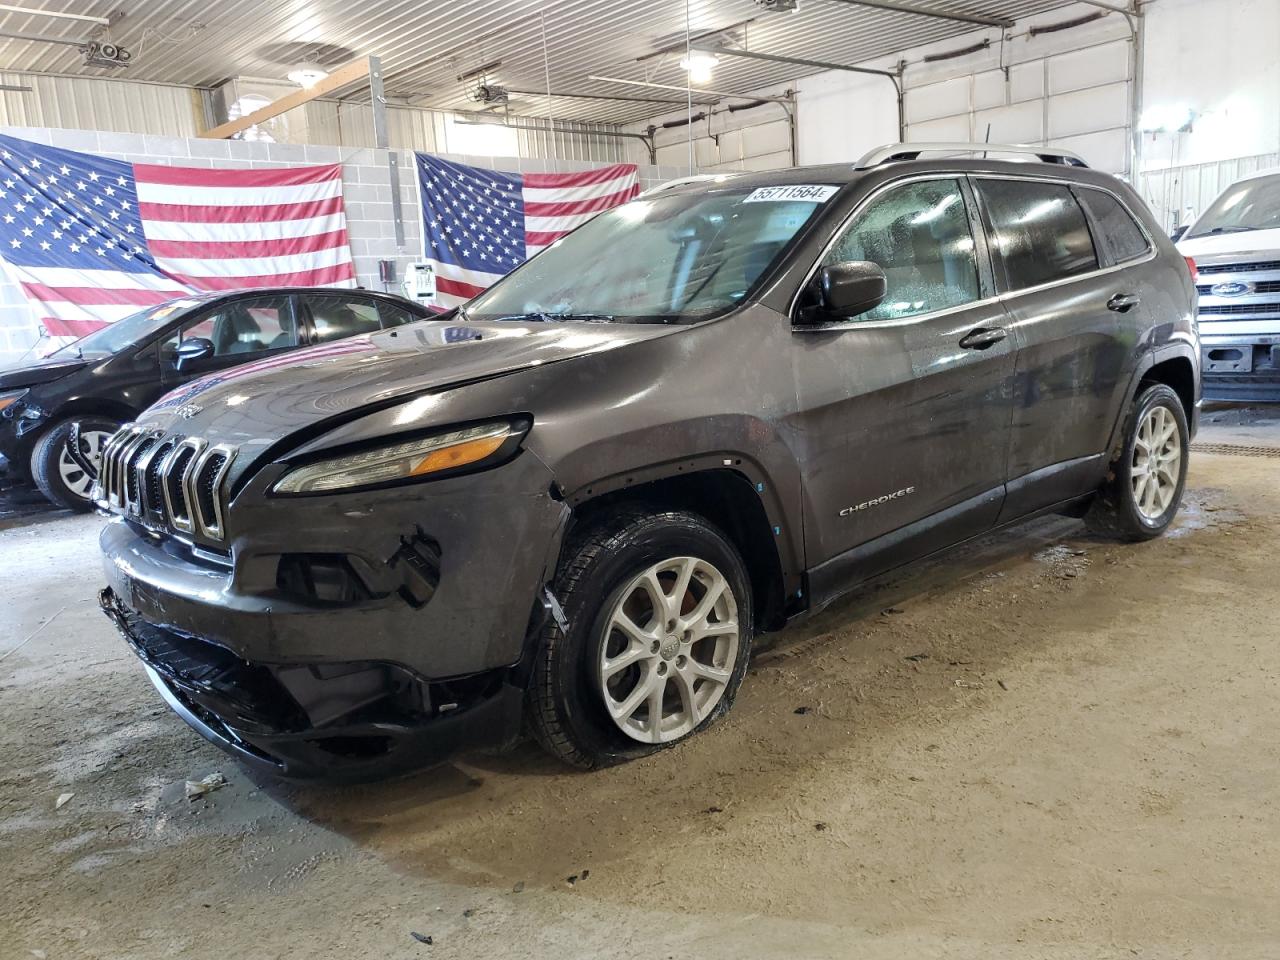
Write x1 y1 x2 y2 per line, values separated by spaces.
308 100 627 161
0 72 627 163
0 73 201 137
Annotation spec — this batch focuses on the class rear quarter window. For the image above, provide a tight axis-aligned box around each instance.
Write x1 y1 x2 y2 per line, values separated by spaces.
976 179 1099 291
1077 188 1152 264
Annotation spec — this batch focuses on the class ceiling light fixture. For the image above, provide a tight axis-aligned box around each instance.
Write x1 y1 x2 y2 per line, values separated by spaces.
287 61 329 88
679 51 720 84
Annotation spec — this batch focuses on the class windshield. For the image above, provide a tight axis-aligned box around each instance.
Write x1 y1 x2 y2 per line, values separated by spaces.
465 184 839 324
1187 173 1280 238
51 298 202 357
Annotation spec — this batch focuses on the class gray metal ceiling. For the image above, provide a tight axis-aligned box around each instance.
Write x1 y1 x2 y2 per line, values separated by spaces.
0 0 1079 126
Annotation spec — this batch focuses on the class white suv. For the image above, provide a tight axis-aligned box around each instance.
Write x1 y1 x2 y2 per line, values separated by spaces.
1177 169 1280 402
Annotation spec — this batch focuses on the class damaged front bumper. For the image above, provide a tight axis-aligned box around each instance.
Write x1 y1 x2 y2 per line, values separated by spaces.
98 450 569 780
100 587 526 781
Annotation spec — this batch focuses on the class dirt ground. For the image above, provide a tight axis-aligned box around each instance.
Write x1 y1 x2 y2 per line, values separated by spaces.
3 411 1280 960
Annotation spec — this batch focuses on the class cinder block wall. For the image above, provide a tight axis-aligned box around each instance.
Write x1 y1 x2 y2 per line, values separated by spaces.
0 126 686 363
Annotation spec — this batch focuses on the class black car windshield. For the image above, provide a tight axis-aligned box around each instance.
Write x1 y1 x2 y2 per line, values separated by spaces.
464 183 841 324
50 298 202 357
1187 173 1280 238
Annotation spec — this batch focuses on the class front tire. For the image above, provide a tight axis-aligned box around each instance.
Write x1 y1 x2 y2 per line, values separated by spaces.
1086 383 1188 540
527 508 753 768
30 416 120 512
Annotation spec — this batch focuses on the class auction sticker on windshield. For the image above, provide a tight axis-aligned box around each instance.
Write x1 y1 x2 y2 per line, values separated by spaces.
744 185 839 203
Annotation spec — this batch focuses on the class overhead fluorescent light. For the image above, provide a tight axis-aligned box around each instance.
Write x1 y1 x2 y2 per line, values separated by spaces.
679 52 720 84
287 61 329 88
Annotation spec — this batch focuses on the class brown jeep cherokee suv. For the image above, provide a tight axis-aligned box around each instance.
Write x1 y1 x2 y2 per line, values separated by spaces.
96 143 1200 779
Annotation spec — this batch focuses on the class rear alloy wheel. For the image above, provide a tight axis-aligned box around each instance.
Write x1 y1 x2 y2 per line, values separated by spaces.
1085 382 1188 540
527 508 753 768
30 416 120 512
1130 403 1182 522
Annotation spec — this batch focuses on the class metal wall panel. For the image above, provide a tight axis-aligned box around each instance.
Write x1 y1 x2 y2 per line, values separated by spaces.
0 73 200 137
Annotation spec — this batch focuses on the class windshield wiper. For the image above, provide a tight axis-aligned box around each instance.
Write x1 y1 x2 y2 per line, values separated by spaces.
1207 225 1258 234
495 312 617 324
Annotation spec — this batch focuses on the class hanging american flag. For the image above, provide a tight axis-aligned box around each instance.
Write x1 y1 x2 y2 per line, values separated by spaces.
416 153 638 309
0 134 356 339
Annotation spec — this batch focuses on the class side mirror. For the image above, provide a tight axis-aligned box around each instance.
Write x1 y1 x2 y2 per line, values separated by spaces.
1170 225 1189 242
805 260 887 322
174 337 214 372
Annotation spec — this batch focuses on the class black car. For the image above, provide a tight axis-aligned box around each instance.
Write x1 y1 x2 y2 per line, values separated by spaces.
97 143 1199 780
0 288 430 509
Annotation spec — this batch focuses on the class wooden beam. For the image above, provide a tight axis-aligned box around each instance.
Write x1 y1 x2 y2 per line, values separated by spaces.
200 57 372 140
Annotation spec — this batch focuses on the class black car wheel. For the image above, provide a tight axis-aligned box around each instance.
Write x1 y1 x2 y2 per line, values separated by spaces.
30 416 121 512
1086 383 1188 541
527 507 754 768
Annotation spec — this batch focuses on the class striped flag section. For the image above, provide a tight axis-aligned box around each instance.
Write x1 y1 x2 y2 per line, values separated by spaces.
0 134 355 340
416 153 638 309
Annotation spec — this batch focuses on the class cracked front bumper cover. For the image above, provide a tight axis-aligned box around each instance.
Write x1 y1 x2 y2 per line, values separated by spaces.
100 587 525 781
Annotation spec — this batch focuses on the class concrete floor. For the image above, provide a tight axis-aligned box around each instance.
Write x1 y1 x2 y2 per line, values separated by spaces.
3 408 1280 959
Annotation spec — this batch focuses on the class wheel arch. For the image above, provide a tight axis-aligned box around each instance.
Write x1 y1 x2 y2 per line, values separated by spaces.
1106 344 1198 455
34 398 136 436
564 464 798 632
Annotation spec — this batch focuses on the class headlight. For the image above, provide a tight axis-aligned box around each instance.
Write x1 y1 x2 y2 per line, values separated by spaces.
0 389 27 416
273 421 522 495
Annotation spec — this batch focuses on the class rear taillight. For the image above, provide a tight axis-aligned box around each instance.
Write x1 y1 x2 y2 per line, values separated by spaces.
1184 256 1198 280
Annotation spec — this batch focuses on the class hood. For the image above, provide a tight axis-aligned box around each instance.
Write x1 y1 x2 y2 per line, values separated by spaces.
1177 226 1280 260
0 356 89 391
136 319 675 446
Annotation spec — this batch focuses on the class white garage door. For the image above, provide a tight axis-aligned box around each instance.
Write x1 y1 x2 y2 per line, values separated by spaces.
904 36 1134 175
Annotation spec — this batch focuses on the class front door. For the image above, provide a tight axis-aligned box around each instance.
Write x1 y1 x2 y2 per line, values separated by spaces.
160 294 302 388
790 176 1018 596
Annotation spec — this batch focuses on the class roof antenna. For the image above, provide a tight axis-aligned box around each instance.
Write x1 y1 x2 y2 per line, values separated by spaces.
983 122 991 159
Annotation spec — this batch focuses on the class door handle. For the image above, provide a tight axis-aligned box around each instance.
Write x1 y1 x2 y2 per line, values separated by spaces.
1108 293 1141 313
958 326 1007 350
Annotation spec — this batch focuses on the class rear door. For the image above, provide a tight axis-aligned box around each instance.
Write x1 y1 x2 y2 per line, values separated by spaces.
791 175 1018 591
296 292 389 344
971 176 1144 518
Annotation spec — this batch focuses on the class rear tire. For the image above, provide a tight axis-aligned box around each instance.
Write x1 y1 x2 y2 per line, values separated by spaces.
527 507 753 768
1085 383 1188 541
30 416 120 512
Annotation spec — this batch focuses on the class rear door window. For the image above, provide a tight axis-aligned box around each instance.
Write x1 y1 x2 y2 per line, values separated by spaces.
300 294 385 343
377 300 423 329
975 179 1099 291
822 178 982 322
1077 188 1152 264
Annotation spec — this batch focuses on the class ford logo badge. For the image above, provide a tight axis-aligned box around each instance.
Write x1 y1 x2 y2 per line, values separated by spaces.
1211 280 1253 297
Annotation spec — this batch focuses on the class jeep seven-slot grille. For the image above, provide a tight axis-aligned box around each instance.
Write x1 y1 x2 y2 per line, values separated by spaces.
97 426 235 543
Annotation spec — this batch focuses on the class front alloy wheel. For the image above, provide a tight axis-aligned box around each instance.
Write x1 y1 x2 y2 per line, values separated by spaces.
599 556 740 744
527 508 753 768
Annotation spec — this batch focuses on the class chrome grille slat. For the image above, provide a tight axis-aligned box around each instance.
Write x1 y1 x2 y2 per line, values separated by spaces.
1198 259 1280 276
100 430 235 545
163 439 204 534
124 435 158 514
